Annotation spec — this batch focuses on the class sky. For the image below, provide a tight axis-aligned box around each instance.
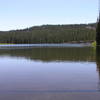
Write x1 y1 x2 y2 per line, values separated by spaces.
0 0 99 31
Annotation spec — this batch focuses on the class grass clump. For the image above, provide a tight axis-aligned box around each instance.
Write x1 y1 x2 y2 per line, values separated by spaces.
92 41 96 47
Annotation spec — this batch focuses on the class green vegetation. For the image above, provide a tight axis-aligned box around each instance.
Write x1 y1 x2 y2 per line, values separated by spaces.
96 17 100 45
0 23 96 44
92 41 96 47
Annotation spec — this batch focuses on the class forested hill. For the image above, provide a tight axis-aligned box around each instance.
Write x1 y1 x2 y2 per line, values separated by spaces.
0 23 96 44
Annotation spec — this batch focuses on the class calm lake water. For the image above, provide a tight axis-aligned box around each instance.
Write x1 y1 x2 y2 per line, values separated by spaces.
0 44 100 93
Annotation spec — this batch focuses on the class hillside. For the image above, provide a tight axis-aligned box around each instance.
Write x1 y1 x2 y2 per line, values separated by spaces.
0 23 96 44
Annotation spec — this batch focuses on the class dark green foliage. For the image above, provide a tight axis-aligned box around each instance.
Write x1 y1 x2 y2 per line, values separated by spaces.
96 17 100 45
0 23 96 44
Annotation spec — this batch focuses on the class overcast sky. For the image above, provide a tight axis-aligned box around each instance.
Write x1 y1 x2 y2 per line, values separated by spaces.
0 0 99 31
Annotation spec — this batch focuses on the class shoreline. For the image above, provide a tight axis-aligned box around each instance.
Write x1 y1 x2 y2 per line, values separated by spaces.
0 41 94 45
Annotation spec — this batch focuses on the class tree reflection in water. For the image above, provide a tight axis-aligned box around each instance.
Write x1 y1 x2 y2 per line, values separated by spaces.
96 47 100 91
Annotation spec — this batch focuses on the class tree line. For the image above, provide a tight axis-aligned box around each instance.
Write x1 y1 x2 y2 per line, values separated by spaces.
0 23 96 44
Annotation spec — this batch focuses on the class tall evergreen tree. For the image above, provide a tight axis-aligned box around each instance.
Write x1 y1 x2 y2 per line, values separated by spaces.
96 0 100 45
96 13 100 45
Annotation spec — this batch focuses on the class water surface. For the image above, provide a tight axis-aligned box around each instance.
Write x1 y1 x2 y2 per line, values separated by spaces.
0 46 99 93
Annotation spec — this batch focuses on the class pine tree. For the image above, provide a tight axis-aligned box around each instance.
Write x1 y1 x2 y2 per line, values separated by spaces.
96 12 100 45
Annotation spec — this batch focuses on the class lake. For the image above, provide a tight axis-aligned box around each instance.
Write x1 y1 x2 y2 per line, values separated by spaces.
0 44 100 100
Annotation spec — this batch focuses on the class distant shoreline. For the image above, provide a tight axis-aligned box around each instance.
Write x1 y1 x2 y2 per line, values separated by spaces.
0 41 94 45
0 24 96 44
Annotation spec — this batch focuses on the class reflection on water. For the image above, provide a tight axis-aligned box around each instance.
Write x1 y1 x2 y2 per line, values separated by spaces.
0 47 95 62
0 47 100 92
96 47 100 91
